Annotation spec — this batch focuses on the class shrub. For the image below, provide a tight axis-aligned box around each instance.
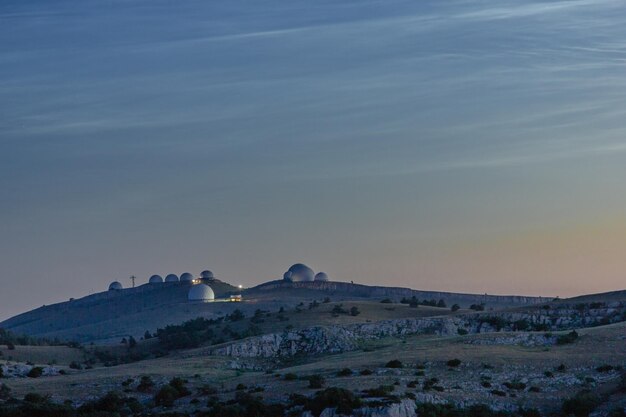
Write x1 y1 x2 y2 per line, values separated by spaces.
363 385 395 397
437 299 446 308
544 371 554 378
308 374 325 389
556 330 579 345
137 375 155 392
457 328 468 335
337 368 352 377
154 385 180 407
596 364 614 373
350 306 360 316
451 304 460 312
469 303 485 311
529 386 541 393
380 299 393 304
236 383 246 390
69 361 82 370
491 389 506 397
446 359 461 368
385 359 403 368
306 387 361 417
284 373 298 381
481 381 492 388
169 377 190 396
360 369 373 376
562 390 601 417
27 367 44 378
0 383 11 400
556 363 567 372
503 381 526 390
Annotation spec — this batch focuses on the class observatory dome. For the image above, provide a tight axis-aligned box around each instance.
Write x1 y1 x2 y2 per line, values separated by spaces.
188 283 215 302
285 263 315 282
149 275 163 284
180 272 194 282
200 270 214 280
283 271 293 281
108 281 123 291
165 274 179 282
314 272 329 282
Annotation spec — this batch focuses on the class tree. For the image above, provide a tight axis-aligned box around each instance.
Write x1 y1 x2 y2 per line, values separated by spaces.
308 374 325 389
128 336 137 348
451 304 460 312
350 306 360 316
144 330 152 340
409 296 419 308
437 299 447 308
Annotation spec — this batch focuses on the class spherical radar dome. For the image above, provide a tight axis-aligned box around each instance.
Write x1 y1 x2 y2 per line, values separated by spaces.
286 263 315 282
180 272 194 282
188 283 215 302
108 281 123 291
149 275 163 284
165 274 179 282
314 272 329 282
200 270 214 279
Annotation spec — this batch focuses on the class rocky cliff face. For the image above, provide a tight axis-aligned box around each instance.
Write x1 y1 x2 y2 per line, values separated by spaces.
211 301 626 358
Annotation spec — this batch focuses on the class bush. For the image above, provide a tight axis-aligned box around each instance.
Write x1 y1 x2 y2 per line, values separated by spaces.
491 389 506 397
446 359 461 368
137 375 155 392
457 328 468 335
27 367 44 378
451 304 460 312
169 377 190 396
469 303 485 311
360 369 373 376
503 381 526 390
0 383 11 400
308 374 325 389
385 359 403 368
284 373 298 381
437 299 446 308
306 387 361 417
69 361 82 370
337 368 352 377
154 385 180 407
562 390 601 416
556 330 579 345
596 364 614 373
350 306 360 316
380 299 393 304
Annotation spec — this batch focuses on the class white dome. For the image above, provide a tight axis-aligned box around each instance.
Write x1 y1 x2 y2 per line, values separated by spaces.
188 283 215 302
283 271 293 281
149 275 163 284
286 263 315 282
200 270 214 279
108 281 123 290
165 274 179 282
315 272 329 282
180 272 194 282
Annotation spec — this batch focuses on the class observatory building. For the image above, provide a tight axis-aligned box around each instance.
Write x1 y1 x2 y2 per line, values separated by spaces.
283 263 315 282
165 274 179 282
149 275 163 284
180 272 194 282
315 272 329 282
188 283 215 302
200 270 214 280
108 281 123 291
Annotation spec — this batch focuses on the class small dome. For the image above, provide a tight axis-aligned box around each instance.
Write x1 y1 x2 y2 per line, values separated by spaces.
188 283 215 302
283 271 293 281
165 274 179 282
315 272 329 282
180 272 194 282
108 281 123 291
287 263 315 282
149 274 163 284
200 270 214 279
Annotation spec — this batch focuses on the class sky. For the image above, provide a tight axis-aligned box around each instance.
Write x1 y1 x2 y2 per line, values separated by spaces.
1 0 626 321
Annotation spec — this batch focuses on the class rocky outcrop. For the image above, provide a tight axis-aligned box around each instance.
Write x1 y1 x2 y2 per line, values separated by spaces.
211 301 626 358
300 399 416 417
0 363 59 378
